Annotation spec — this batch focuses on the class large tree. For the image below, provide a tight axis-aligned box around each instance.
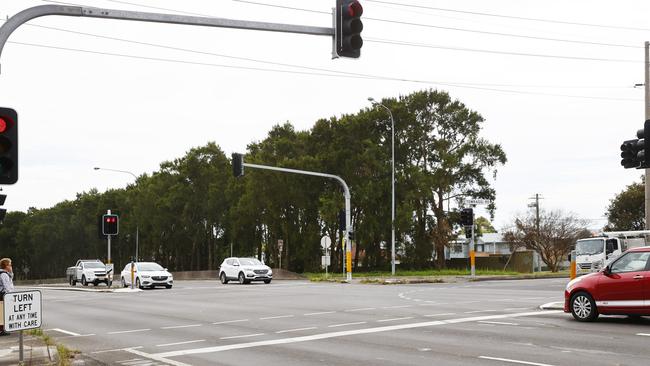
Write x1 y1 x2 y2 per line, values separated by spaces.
503 210 591 272
604 176 644 231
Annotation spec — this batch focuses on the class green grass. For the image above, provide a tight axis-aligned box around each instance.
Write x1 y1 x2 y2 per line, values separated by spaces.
304 269 569 283
25 328 79 366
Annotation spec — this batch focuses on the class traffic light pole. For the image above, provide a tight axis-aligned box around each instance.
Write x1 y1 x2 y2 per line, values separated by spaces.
0 4 336 72
242 162 353 282
645 41 650 230
107 209 112 288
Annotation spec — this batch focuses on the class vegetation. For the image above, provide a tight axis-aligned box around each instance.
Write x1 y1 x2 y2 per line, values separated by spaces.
25 329 78 366
604 176 644 231
0 90 506 278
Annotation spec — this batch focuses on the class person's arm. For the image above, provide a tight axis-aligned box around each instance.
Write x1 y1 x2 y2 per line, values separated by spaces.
0 273 13 293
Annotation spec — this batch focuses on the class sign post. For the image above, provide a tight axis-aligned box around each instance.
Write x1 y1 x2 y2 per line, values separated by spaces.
3 290 42 362
321 236 332 277
278 239 284 270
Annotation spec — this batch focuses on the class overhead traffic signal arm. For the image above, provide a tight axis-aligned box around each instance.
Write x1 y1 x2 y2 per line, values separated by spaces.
0 107 17 184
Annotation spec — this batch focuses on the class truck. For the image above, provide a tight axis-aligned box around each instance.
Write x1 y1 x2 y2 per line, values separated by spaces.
66 259 111 286
574 230 650 275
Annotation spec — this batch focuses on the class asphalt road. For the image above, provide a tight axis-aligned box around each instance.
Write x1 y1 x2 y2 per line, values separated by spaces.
18 278 650 366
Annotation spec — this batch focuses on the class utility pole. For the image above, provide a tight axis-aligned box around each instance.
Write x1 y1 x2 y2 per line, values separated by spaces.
643 41 650 229
528 194 543 272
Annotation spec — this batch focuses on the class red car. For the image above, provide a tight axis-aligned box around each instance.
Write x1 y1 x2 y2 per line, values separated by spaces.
564 246 650 321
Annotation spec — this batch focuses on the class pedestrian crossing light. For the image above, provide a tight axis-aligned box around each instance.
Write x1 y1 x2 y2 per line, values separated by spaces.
335 0 363 58
0 107 18 184
102 214 119 235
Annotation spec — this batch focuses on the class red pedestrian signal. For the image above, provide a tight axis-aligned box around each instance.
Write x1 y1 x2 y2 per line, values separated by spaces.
102 214 119 235
0 107 18 184
335 0 363 58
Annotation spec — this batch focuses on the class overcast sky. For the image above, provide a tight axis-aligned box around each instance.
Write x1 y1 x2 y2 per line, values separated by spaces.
1 0 649 231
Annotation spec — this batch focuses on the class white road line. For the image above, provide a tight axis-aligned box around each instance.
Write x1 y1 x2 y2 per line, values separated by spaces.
304 311 336 316
504 308 529 311
275 327 318 334
160 324 202 330
464 309 497 314
377 317 413 323
260 315 295 320
637 333 650 337
57 334 96 339
153 310 562 358
478 321 518 326
220 333 265 340
48 328 80 336
328 322 367 328
382 305 412 309
92 346 144 354
155 340 206 347
212 319 248 325
479 356 556 366
424 313 456 317
344 307 375 312
108 329 151 335
127 348 192 366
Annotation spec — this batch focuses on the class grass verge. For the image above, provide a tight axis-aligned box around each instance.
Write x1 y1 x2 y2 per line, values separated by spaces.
25 328 79 366
306 269 569 283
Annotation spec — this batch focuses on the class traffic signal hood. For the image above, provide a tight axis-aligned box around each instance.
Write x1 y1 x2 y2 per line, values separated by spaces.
102 214 119 235
0 107 18 184
335 0 364 58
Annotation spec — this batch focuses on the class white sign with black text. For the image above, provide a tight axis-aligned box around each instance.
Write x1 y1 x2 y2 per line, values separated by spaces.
3 290 42 331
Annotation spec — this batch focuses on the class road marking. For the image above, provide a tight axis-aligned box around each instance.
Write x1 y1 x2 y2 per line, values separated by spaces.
160 324 202 330
504 308 529 311
478 356 556 366
424 313 455 317
636 333 650 337
478 321 518 326
127 348 192 366
328 322 367 328
155 340 206 347
212 319 248 325
304 311 336 316
57 334 96 339
464 309 497 314
260 315 295 320
220 333 265 340
377 317 414 323
275 327 318 334
47 328 80 336
345 307 376 312
108 329 151 335
382 305 412 309
153 310 562 358
92 346 144 354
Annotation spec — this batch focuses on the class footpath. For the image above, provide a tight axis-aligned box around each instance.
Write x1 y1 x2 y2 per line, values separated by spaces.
0 332 57 366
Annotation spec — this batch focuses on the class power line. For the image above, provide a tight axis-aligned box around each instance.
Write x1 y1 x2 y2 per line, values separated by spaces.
232 0 640 49
365 0 650 32
5 40 641 102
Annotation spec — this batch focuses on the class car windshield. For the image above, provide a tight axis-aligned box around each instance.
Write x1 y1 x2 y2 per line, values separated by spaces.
84 262 105 268
239 258 263 266
576 239 604 255
138 263 164 271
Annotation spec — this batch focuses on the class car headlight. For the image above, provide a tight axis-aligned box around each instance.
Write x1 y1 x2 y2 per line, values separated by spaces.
593 260 604 270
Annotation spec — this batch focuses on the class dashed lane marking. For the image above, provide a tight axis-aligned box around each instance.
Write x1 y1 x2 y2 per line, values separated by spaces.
220 333 265 340
212 319 248 325
304 311 336 316
464 309 498 314
478 356 556 366
637 333 650 337
377 317 413 323
260 315 295 320
108 329 151 335
477 321 518 326
344 307 375 312
328 322 367 328
382 305 412 309
275 327 318 334
424 313 456 317
160 324 202 330
47 328 80 336
155 340 206 347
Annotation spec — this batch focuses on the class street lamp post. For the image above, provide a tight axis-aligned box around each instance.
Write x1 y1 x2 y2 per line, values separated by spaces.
368 97 396 276
93 166 139 264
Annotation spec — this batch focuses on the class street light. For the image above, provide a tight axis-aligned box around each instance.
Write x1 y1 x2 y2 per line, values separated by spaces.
93 166 140 264
368 97 396 276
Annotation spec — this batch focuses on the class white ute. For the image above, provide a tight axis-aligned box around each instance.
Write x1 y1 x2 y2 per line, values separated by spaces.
66 259 110 286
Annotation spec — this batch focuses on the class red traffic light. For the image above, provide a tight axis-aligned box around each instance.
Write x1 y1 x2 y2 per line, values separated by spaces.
346 1 363 17
0 118 6 133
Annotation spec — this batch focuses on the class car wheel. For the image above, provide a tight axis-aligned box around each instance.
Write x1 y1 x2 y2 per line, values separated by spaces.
81 275 87 286
121 277 127 288
136 278 143 289
220 272 229 284
69 277 76 286
93 281 98 286
570 291 598 322
264 279 272 284
238 272 248 285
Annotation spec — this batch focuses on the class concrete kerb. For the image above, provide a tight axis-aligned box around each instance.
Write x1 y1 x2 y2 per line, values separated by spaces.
0 334 59 366
20 285 143 293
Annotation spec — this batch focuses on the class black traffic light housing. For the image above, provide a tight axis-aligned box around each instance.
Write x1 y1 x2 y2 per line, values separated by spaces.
335 0 364 58
232 153 244 178
460 208 474 227
102 214 119 235
620 119 650 169
0 194 6 222
0 107 18 184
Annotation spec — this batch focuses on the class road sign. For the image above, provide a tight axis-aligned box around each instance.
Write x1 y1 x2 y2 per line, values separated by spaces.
320 236 332 250
321 255 331 267
466 199 489 205
3 290 41 331
278 239 284 252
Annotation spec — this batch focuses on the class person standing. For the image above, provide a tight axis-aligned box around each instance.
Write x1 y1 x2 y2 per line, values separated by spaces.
0 258 14 336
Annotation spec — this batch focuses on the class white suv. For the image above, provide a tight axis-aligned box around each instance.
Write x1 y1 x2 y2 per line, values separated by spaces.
219 257 272 284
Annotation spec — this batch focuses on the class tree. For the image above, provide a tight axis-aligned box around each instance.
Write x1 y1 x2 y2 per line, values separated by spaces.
503 210 591 272
475 216 497 235
604 176 644 231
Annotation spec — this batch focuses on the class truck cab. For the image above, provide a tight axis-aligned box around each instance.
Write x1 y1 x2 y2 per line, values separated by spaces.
575 237 620 275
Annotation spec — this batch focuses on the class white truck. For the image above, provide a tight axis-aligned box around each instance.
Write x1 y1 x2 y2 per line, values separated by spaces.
575 230 650 275
66 259 111 286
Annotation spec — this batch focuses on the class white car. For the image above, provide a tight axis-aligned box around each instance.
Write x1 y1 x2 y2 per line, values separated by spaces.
219 257 272 284
120 262 173 289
